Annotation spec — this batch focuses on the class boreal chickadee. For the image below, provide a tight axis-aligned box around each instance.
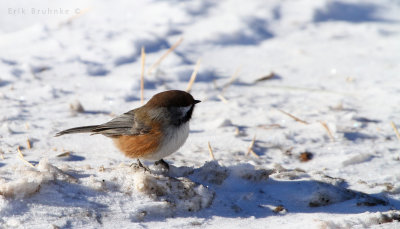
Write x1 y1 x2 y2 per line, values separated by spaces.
56 90 200 170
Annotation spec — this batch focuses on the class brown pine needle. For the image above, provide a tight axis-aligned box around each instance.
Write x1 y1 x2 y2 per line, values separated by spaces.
27 138 32 149
246 135 256 156
217 94 228 103
17 146 35 168
0 149 4 160
277 109 308 124
140 46 146 105
391 121 400 141
186 58 201 93
147 37 183 74
320 121 334 141
208 142 215 160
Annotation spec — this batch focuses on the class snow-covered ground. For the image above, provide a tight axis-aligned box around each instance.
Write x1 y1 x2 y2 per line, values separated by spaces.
1 0 400 228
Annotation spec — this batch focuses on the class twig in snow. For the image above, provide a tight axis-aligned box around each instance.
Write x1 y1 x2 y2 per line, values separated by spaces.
320 121 334 141
217 94 228 104
17 146 35 168
140 47 146 105
246 135 259 158
255 72 276 83
249 149 260 158
246 135 256 155
277 109 309 124
27 138 32 149
147 37 183 74
17 146 23 157
57 151 71 157
391 121 400 141
0 149 4 160
208 142 215 160
186 58 201 93
257 124 282 129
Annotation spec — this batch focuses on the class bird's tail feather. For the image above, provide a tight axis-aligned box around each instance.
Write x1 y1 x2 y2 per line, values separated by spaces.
55 125 99 137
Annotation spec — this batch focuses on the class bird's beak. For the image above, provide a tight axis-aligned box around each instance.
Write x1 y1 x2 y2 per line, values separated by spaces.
194 100 201 104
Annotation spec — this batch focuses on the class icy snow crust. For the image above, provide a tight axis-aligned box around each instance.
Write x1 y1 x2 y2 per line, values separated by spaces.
1 0 400 228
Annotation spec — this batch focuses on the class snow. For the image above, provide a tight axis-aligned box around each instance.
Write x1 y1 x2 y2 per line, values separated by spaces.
1 0 400 228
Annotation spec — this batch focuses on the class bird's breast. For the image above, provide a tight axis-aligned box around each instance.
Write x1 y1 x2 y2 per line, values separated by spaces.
149 122 190 160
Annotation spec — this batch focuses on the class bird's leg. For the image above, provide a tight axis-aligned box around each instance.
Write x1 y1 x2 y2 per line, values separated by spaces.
131 159 150 172
154 159 169 170
137 159 145 168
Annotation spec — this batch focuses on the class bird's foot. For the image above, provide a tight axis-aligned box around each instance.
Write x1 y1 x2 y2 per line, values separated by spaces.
154 159 169 171
130 159 151 172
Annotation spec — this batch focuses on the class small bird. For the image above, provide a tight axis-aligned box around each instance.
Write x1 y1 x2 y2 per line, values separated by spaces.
56 90 200 170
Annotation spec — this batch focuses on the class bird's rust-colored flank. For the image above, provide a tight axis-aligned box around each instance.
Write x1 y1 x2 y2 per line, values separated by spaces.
112 123 162 159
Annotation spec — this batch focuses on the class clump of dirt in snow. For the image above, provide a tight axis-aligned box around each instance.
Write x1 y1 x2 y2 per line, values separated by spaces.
133 172 214 212
307 181 388 208
308 186 354 207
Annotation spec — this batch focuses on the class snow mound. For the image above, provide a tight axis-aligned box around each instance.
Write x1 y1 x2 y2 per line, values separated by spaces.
191 161 230 185
0 159 215 221
0 158 394 226
0 159 76 198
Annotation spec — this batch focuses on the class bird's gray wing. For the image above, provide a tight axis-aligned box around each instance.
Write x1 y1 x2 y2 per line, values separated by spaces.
91 109 151 137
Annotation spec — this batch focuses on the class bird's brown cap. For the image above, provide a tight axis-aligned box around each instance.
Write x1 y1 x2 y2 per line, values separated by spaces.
145 90 200 108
